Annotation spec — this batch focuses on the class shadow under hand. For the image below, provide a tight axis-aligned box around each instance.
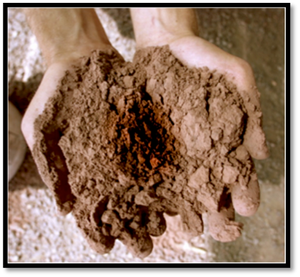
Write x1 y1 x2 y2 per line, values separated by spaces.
9 72 46 192
9 72 44 115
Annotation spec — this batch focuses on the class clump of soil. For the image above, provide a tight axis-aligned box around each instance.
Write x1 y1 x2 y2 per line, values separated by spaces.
33 46 259 258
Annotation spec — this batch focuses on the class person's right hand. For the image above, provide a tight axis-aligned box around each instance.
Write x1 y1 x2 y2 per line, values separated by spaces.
21 9 117 215
23 8 170 258
22 8 137 256
22 47 132 258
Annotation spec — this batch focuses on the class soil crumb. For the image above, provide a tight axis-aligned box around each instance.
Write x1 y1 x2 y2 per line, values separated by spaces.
33 46 259 258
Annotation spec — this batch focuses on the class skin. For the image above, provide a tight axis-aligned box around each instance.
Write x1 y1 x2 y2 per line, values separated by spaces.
21 8 269 241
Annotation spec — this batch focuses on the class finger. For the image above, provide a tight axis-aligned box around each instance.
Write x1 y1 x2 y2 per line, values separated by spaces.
73 202 115 254
236 84 269 160
208 200 243 242
231 172 260 217
119 228 153 259
243 116 269 160
147 211 167 237
179 200 204 236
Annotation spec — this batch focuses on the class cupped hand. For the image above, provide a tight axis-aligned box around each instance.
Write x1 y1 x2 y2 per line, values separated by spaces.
21 45 164 258
21 45 121 216
166 35 269 241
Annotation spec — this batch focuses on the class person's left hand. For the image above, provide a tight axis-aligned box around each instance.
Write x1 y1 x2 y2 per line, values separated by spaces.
164 35 269 241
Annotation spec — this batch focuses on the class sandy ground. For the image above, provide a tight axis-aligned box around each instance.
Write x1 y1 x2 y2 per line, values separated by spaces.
8 8 286 263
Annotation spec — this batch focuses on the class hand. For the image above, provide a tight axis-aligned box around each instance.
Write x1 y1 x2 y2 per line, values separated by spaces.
131 8 269 242
21 8 158 258
167 36 269 161
21 8 115 215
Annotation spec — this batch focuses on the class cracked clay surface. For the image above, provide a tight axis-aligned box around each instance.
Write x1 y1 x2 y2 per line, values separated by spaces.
33 46 261 258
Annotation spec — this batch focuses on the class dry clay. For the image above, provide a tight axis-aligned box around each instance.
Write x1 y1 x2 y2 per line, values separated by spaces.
33 46 261 258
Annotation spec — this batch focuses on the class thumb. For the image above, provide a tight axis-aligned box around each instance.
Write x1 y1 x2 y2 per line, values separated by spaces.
243 116 269 160
232 64 269 160
237 85 269 160
21 63 76 215
32 130 75 215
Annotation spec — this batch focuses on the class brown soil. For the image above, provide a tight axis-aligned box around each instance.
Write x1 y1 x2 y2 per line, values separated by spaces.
32 46 259 258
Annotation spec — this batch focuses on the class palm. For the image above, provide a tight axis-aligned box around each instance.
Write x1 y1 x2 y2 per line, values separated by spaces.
168 36 254 96
168 36 268 160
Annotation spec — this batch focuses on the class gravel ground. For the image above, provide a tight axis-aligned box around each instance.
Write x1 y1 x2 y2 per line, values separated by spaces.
7 7 286 264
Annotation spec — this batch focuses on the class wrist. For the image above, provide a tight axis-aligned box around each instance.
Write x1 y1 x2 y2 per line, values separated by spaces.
24 8 112 65
130 8 199 48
